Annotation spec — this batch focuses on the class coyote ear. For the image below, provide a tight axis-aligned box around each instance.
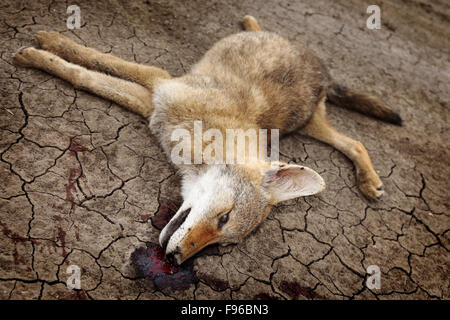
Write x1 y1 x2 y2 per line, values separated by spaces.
262 164 325 203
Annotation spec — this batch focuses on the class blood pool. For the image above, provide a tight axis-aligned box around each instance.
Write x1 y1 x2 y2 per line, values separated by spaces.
131 242 197 290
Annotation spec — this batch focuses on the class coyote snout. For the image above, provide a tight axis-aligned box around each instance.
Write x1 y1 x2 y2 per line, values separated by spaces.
159 163 324 264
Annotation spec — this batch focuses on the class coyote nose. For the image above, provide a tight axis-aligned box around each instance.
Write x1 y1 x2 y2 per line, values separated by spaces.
166 246 182 265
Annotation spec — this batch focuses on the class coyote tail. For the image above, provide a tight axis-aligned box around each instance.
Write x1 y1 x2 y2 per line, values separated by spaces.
327 83 402 125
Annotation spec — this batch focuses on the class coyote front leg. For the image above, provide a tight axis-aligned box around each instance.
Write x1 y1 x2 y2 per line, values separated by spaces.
13 47 154 118
34 31 171 90
300 97 384 199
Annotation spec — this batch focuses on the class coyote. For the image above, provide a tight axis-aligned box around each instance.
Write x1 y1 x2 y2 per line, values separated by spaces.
13 16 401 264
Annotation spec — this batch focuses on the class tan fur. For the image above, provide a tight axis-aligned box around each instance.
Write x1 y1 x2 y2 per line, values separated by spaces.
35 31 171 88
13 16 399 263
178 221 219 262
242 15 261 31
14 46 157 117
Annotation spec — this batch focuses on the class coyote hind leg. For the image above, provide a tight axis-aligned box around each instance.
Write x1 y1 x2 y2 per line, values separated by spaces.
13 47 154 118
300 97 384 199
35 31 170 90
242 15 261 31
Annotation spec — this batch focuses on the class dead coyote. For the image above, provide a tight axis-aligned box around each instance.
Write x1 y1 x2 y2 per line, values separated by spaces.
13 16 401 264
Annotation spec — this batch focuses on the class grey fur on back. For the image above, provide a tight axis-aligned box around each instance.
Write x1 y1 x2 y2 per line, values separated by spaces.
187 31 331 134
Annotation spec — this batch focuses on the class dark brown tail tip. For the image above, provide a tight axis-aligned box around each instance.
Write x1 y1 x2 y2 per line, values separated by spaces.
389 113 403 126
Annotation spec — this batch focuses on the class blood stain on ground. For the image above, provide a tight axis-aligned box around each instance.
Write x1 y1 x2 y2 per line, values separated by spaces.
69 140 89 156
1 222 28 264
56 226 68 257
131 242 197 290
198 274 229 291
279 281 326 300
253 293 280 300
66 168 80 214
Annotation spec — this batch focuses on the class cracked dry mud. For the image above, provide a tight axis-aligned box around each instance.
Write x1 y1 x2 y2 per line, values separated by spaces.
0 0 449 300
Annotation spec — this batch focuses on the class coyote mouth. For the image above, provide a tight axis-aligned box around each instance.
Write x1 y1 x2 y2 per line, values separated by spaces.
160 208 191 250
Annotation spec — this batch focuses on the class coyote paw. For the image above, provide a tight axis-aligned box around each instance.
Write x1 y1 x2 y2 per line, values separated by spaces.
13 46 36 67
35 31 64 51
357 170 384 200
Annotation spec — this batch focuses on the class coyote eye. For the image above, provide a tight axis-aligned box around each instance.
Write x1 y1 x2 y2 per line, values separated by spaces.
218 213 229 228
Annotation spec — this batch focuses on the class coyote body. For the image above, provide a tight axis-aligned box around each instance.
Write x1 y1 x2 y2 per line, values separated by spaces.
151 31 328 164
13 16 401 264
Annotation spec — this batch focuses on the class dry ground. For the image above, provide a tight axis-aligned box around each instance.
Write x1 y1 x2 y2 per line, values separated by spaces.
0 0 449 300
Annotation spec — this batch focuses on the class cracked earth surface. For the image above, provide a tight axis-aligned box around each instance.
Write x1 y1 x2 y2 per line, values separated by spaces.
0 0 449 300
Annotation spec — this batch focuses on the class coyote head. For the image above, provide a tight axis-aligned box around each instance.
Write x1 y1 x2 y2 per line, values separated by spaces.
159 162 325 264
